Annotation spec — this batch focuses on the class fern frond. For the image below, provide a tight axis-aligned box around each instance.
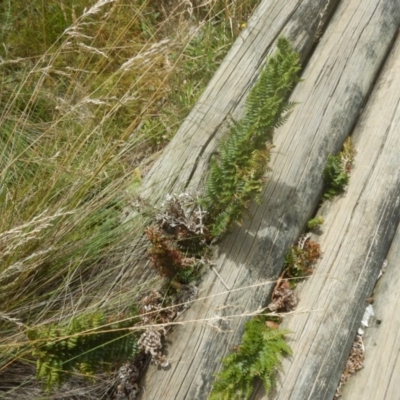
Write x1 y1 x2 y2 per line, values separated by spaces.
203 37 300 237
323 154 349 199
210 317 291 400
27 310 138 392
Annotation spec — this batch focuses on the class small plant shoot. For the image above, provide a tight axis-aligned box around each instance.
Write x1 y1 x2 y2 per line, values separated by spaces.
307 215 324 231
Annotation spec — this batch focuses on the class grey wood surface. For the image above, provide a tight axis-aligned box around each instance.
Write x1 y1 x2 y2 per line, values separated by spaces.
126 0 342 302
139 0 400 399
341 233 400 400
340 70 400 399
140 0 340 204
254 26 400 400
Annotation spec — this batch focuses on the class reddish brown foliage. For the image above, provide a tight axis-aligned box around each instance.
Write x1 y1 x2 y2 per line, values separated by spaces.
146 226 194 279
284 237 321 279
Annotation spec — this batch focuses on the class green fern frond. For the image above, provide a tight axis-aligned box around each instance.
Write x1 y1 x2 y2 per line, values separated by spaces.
284 247 299 270
322 137 355 200
209 317 291 400
322 154 349 199
203 37 300 237
307 215 324 231
27 310 138 392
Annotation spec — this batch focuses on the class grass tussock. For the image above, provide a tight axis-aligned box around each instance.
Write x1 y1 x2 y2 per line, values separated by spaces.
0 0 259 397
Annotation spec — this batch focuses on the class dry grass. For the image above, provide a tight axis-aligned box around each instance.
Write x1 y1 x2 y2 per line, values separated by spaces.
0 0 259 397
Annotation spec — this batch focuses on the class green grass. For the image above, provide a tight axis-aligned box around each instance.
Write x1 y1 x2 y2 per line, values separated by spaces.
0 0 260 396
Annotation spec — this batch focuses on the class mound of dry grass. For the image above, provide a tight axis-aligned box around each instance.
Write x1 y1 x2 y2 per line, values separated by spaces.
0 0 259 397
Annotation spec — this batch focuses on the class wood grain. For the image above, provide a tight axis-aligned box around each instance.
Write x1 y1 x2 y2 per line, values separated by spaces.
341 230 400 399
140 0 340 204
124 0 342 312
339 48 400 397
254 23 400 400
139 0 400 399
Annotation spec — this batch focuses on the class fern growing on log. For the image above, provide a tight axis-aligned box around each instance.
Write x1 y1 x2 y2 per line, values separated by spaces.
322 154 349 199
284 237 321 280
323 137 355 200
26 311 138 391
203 37 301 237
307 215 324 231
209 317 292 399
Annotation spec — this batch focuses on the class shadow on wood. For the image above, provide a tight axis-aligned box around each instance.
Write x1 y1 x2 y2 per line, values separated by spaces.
254 17 400 400
139 0 400 398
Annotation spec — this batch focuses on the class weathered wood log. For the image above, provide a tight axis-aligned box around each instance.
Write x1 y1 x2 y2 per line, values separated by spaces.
127 0 342 299
139 1 400 399
141 0 341 203
253 29 400 400
341 230 400 399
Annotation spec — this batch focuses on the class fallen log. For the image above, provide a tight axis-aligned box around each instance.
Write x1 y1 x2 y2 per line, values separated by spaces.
253 25 400 400
141 0 340 202
140 0 400 399
127 0 342 303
